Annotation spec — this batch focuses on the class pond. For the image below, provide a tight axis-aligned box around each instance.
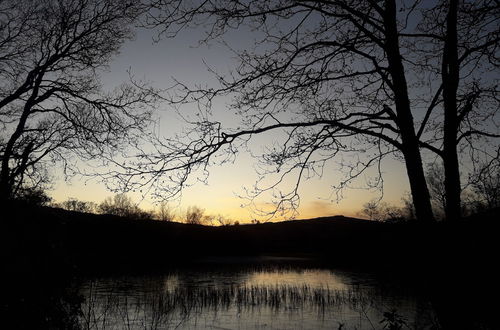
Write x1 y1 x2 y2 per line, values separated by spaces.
74 257 439 329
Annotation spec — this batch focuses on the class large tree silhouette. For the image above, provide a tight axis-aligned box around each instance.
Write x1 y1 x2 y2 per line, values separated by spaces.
0 0 156 201
423 0 499 220
117 0 498 221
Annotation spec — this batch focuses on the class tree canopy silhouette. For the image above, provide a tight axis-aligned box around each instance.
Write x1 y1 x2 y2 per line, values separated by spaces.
107 0 498 221
0 0 157 201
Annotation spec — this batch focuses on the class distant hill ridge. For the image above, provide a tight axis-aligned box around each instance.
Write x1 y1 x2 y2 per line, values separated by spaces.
2 203 498 275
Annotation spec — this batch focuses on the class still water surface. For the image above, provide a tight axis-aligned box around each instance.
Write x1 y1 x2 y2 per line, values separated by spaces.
76 258 438 329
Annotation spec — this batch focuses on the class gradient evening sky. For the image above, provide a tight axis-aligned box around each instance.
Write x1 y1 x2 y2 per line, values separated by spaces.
51 23 412 222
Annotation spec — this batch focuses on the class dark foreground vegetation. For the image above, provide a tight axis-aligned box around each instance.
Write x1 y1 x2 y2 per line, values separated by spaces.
2 202 498 272
1 202 498 329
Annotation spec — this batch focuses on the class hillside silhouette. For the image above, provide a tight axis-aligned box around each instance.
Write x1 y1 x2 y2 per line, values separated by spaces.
2 202 497 275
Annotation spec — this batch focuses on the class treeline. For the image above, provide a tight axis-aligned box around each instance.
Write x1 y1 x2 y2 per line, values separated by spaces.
49 193 240 226
12 173 500 226
360 161 500 222
10 158 499 224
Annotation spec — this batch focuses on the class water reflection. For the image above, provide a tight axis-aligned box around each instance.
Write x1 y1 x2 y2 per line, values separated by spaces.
75 265 439 329
246 268 348 290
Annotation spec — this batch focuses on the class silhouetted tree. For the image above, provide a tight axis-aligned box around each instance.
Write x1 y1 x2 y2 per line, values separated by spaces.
0 0 156 202
133 0 433 222
468 158 500 210
184 205 205 225
113 1 498 222
98 193 142 218
425 163 447 217
155 201 176 221
59 198 97 213
414 0 499 220
12 186 52 206
362 201 383 221
400 192 416 220
213 214 234 226
361 199 403 221
426 156 500 218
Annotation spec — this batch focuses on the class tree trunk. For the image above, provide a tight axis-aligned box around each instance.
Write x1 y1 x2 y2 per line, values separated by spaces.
401 147 435 222
0 146 13 202
442 0 461 221
0 175 11 202
0 73 42 203
384 0 435 222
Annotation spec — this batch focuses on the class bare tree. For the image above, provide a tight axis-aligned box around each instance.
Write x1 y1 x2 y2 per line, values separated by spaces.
425 157 500 218
425 163 447 217
361 200 384 221
0 0 157 202
468 157 500 210
12 185 52 206
155 201 176 221
59 198 97 213
400 192 416 220
109 0 499 222
213 214 234 226
413 0 499 220
98 193 143 218
361 199 403 221
184 205 205 225
129 0 431 222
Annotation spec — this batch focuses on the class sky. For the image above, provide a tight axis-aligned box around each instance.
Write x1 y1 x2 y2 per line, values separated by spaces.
50 20 413 222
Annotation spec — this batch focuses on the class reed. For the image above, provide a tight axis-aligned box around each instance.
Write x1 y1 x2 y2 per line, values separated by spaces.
77 281 381 329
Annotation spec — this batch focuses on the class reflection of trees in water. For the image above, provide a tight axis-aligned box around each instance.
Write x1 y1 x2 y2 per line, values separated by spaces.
77 278 439 329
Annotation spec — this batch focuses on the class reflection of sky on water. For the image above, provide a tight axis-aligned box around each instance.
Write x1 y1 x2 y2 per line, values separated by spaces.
159 263 380 293
78 266 438 329
161 267 353 292
245 269 348 290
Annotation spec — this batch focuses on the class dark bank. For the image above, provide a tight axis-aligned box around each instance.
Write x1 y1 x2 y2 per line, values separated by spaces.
1 202 498 329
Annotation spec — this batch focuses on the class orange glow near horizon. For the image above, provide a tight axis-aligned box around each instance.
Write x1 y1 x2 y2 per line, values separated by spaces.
50 163 402 223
